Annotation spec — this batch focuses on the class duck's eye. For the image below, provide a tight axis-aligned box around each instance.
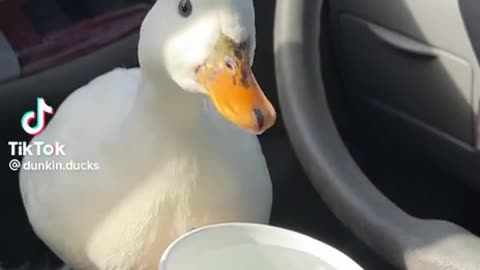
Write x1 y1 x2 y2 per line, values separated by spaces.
178 0 192 17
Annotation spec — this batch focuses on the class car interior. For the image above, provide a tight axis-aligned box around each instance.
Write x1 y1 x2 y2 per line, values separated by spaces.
1 0 479 269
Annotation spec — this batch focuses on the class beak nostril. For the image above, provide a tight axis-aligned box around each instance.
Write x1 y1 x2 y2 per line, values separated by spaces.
253 108 265 130
224 57 236 71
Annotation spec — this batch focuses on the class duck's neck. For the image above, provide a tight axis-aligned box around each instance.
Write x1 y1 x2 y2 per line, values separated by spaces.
124 70 207 138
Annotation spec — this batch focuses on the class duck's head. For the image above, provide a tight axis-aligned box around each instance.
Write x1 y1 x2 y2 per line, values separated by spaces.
138 0 276 134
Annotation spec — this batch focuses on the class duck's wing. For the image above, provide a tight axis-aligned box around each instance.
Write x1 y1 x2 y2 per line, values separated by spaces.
40 67 142 143
18 68 143 270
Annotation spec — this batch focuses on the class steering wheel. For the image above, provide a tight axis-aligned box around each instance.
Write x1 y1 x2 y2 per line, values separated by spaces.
273 1 480 269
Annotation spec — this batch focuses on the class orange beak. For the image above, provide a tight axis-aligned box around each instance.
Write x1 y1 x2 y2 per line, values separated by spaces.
196 36 276 134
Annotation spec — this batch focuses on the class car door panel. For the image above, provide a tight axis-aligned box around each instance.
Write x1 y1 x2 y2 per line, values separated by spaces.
330 0 480 147
337 13 474 144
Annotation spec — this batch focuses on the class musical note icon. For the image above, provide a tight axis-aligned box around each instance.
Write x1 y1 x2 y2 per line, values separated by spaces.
21 98 54 136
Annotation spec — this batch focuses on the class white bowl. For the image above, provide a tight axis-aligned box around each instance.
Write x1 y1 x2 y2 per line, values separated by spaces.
159 223 364 270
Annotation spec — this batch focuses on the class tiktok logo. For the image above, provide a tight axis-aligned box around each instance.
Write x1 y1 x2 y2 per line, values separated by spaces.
21 98 54 136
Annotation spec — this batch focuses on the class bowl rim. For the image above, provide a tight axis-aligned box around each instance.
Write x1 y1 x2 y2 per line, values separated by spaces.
159 222 364 270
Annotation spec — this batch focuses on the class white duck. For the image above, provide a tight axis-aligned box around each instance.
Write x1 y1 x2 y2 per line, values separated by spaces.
19 0 276 269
